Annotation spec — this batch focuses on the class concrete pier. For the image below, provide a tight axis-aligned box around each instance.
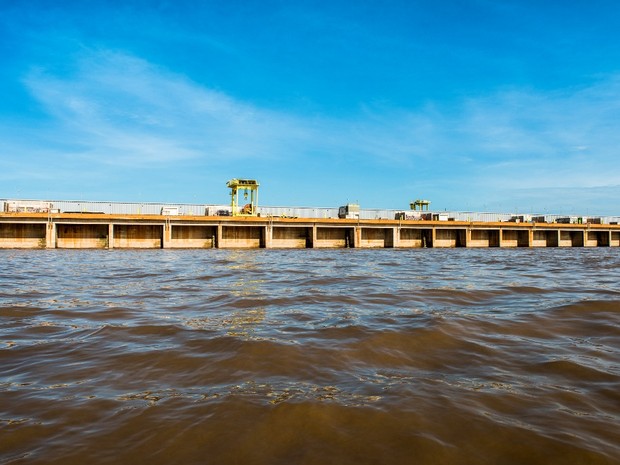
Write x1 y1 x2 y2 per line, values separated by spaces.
1 212 619 249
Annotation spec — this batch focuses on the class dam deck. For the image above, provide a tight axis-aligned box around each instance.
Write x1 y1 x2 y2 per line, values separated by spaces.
1 212 619 249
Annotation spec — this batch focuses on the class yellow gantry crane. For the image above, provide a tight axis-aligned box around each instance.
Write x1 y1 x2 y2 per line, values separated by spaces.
227 178 259 216
410 199 431 211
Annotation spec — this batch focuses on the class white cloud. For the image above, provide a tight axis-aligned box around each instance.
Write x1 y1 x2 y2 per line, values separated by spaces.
8 50 620 211
23 51 310 166
454 80 620 187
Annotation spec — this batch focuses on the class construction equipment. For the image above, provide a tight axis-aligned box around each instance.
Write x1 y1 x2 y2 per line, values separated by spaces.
410 199 431 211
338 203 360 219
395 211 422 220
227 178 259 216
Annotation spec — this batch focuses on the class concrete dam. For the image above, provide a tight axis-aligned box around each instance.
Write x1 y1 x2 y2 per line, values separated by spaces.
1 207 619 249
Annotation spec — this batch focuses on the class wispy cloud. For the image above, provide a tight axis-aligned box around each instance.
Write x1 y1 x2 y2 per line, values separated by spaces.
456 80 620 187
19 51 450 173
7 49 620 210
23 51 310 166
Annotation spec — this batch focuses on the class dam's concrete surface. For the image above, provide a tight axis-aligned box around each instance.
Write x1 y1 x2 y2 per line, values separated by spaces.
1 212 619 249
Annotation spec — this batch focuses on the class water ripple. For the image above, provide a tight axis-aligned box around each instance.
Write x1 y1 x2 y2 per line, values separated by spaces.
1 248 620 464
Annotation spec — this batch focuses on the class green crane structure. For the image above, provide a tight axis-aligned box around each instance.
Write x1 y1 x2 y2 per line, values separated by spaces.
410 199 431 211
227 178 259 216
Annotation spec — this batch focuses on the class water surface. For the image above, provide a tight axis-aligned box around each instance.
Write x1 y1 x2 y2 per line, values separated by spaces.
1 248 619 464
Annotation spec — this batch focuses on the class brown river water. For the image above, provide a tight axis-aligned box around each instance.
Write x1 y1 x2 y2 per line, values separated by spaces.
1 248 619 464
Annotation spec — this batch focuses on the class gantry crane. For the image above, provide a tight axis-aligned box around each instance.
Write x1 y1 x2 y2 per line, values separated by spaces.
410 199 431 211
226 178 259 216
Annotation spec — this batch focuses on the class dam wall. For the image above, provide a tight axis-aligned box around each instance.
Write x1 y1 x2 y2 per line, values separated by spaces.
1 213 619 250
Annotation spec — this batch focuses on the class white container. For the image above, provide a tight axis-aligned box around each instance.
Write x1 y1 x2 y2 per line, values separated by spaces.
161 207 179 215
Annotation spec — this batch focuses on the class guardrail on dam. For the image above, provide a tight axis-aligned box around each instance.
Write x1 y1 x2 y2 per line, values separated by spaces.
1 212 619 249
3 198 620 224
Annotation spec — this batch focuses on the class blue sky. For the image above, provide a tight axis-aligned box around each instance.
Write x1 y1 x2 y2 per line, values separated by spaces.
1 1 619 215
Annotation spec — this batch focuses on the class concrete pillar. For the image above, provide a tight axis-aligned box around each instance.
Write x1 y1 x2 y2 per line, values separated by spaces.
216 224 222 248
583 229 590 247
431 227 436 248
527 229 533 247
263 225 272 248
46 222 56 249
390 227 399 248
162 223 172 249
108 223 114 249
465 228 471 248
353 226 361 248
498 229 505 248
310 225 317 248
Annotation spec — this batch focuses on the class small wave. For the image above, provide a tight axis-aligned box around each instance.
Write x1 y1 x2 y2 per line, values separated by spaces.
528 359 619 383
